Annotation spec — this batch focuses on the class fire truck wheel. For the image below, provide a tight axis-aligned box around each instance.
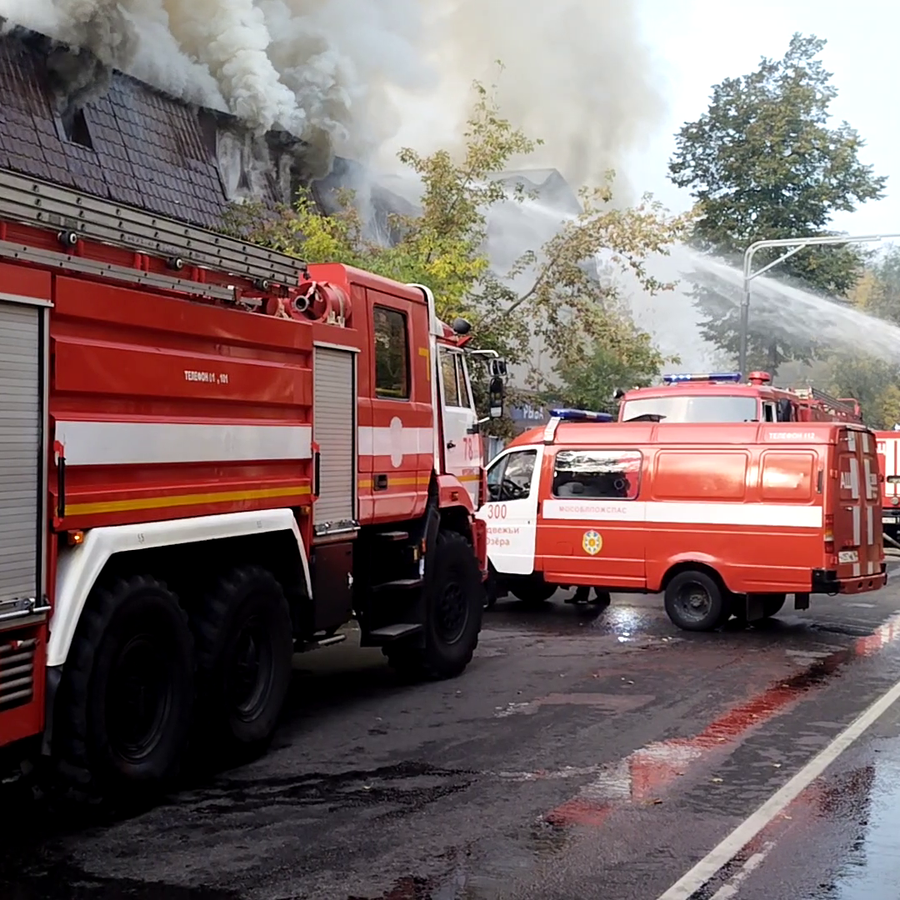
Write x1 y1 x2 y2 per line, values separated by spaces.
387 530 484 680
54 575 194 795
664 570 728 632
191 566 293 753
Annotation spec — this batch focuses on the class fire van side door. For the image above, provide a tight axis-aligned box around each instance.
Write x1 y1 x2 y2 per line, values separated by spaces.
477 446 543 575
540 447 646 588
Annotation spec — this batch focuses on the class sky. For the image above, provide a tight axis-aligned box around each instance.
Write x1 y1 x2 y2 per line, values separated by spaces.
632 0 900 237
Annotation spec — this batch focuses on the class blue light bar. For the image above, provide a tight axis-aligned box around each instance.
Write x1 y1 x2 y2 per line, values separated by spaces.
549 408 614 422
662 372 743 384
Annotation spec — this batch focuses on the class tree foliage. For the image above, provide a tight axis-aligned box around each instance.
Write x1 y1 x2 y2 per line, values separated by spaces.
669 34 887 374
224 72 688 420
823 245 900 428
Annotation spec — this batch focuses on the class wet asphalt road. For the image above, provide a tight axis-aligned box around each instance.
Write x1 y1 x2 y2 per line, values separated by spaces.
5 571 900 900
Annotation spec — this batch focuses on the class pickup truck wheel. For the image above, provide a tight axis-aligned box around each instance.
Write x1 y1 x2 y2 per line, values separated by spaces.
192 566 293 754
55 576 194 796
664 570 727 632
387 530 484 680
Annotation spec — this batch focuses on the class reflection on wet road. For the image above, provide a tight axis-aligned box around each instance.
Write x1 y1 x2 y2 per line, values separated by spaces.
5 580 900 900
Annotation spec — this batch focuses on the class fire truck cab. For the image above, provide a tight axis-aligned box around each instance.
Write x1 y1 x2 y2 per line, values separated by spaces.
0 168 503 797
617 371 862 426
479 411 886 631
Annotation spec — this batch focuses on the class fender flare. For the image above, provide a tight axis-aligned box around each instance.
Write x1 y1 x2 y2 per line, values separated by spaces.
653 553 728 594
47 509 311 668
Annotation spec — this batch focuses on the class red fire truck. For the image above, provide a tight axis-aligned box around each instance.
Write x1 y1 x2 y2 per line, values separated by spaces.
0 167 502 796
617 371 862 425
875 431 900 539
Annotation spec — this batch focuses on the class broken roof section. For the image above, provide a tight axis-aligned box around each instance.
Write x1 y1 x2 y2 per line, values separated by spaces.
0 26 300 230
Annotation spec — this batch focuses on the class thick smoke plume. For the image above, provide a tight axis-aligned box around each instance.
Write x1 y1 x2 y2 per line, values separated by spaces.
0 0 662 190
0 0 431 173
423 0 665 193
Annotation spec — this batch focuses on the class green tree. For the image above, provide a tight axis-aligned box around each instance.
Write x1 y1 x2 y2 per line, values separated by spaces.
669 33 887 374
552 334 669 415
225 74 688 420
822 246 900 427
850 244 900 325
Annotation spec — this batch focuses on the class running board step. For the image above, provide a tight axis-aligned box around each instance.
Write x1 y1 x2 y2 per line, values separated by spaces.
297 633 347 652
366 623 423 642
377 530 410 542
371 578 423 592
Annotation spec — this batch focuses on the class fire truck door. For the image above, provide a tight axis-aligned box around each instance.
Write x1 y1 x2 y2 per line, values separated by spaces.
479 447 542 575
313 345 357 537
438 347 480 506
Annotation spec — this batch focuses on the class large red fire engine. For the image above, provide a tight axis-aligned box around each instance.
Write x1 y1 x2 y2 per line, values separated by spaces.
617 371 862 425
0 167 502 795
875 431 900 540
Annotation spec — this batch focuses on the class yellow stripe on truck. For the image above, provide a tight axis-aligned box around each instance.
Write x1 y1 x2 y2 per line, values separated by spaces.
65 485 311 517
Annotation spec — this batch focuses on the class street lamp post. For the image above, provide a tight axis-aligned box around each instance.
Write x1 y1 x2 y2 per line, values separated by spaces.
739 234 900 376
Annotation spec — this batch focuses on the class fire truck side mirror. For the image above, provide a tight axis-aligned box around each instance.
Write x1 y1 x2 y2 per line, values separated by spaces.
489 375 504 419
613 388 625 400
489 359 507 379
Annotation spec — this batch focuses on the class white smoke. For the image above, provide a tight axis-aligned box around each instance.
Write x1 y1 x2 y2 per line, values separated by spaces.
0 0 432 166
0 0 663 191
386 0 666 197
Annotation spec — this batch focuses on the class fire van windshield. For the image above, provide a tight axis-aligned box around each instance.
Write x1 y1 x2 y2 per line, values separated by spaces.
621 395 758 423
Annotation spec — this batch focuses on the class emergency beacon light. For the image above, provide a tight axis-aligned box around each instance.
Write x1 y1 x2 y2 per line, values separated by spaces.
548 409 614 422
662 372 743 384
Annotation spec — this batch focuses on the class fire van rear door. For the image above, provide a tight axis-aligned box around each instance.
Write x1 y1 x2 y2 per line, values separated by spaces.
833 429 879 579
859 430 884 577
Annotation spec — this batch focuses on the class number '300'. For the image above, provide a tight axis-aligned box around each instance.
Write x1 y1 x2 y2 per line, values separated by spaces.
487 504 507 519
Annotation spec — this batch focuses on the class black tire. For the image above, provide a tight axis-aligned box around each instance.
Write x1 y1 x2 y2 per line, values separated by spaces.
509 575 557 608
761 594 787 618
191 566 294 754
485 563 499 609
732 593 787 624
54 576 194 796
387 530 484 680
664 570 728 632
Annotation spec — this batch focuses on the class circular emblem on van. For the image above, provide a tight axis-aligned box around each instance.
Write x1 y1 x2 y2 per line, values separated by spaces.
582 530 603 556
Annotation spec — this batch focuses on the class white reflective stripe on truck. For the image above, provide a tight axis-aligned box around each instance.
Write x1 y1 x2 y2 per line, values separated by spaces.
541 500 822 528
849 458 860 499
867 505 877 574
848 431 857 452
864 458 876 500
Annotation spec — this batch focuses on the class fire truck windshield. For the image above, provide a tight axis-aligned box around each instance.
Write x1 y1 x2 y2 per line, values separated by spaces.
621 394 759 423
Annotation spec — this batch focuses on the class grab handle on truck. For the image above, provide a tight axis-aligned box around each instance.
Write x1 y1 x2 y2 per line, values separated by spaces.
312 444 321 499
54 440 66 520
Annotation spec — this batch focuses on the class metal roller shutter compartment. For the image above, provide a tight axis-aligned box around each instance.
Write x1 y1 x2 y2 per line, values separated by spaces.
313 347 356 534
0 301 41 603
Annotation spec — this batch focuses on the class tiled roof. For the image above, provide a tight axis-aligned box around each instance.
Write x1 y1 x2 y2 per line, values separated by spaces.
0 29 283 229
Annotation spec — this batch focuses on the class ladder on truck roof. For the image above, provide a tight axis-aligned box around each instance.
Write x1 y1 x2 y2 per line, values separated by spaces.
0 167 308 303
792 386 859 418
